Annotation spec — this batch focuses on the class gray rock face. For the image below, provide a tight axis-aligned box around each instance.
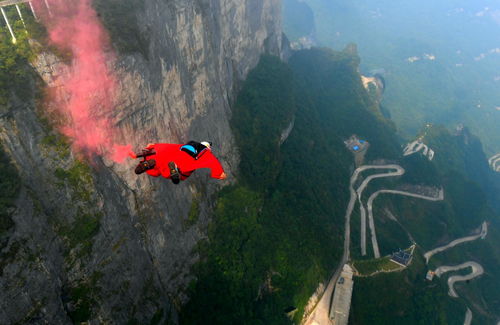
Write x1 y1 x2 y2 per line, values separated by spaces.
0 0 282 323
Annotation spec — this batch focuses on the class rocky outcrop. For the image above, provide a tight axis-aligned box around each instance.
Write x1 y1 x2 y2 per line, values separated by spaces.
279 115 295 144
0 0 283 323
361 74 384 104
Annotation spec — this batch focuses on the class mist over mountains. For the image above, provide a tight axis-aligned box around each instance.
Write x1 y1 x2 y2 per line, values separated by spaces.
285 0 500 155
0 0 499 324
284 0 500 324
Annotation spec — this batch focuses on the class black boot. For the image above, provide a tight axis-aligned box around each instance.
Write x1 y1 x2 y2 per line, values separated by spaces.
135 159 156 174
168 161 180 184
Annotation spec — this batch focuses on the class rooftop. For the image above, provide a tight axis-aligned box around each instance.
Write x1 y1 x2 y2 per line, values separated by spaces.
390 250 412 267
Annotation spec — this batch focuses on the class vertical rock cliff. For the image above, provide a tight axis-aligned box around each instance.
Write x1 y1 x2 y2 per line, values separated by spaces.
0 0 282 323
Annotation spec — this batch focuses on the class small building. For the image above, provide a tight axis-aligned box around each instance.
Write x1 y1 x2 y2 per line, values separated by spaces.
390 249 412 267
344 135 370 166
426 270 435 281
344 135 369 153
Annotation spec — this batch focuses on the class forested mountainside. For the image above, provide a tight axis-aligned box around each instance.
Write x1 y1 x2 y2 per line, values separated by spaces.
1 0 499 324
181 47 500 324
351 125 500 324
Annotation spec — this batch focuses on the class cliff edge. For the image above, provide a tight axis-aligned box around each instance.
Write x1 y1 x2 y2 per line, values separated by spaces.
0 0 282 323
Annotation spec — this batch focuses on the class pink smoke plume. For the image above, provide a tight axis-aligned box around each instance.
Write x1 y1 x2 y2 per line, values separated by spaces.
34 0 132 163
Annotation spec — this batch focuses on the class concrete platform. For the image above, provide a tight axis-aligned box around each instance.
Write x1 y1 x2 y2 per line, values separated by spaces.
330 264 354 325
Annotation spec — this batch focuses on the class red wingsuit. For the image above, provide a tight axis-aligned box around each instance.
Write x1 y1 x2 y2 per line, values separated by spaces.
143 143 225 180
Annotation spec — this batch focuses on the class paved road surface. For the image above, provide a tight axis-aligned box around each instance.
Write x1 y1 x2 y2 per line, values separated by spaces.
434 262 484 298
304 165 404 325
403 140 434 160
304 162 487 325
464 308 472 325
427 222 488 325
489 153 500 171
424 222 488 264
366 188 444 258
488 153 500 165
356 165 404 256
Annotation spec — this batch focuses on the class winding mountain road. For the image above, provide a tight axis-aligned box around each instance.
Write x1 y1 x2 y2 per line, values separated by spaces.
355 165 405 256
366 188 444 258
464 308 472 325
403 140 434 160
434 262 484 298
425 222 488 325
304 158 490 325
424 222 488 263
488 153 500 171
304 164 405 325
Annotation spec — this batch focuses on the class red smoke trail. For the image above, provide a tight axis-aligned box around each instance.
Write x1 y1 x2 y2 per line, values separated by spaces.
34 0 132 163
